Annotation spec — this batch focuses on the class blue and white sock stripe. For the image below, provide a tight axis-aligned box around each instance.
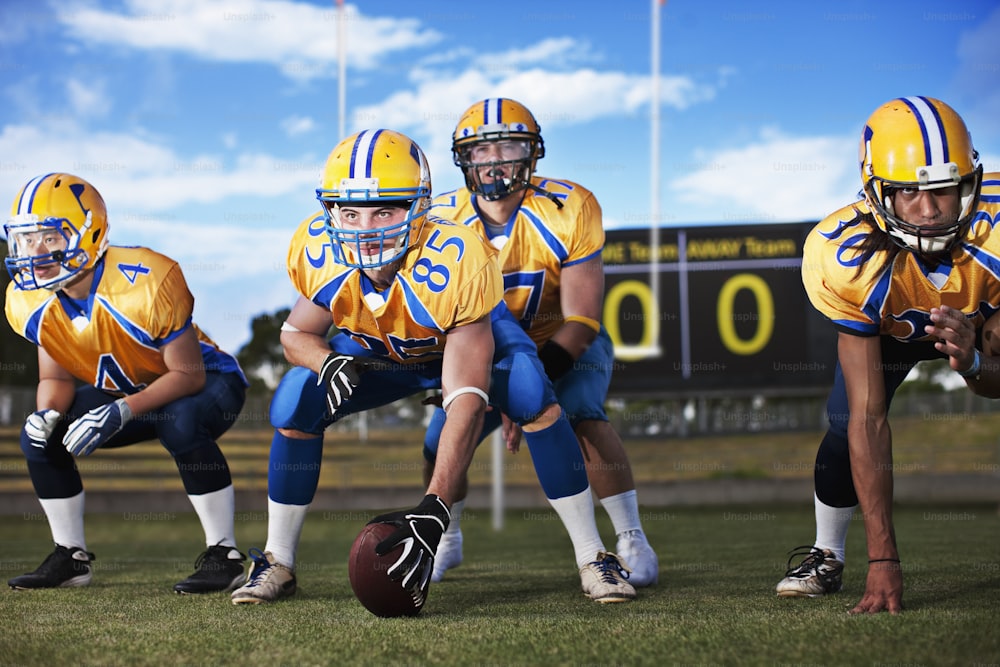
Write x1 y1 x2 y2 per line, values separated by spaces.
15 173 55 216
348 129 383 179
900 96 949 166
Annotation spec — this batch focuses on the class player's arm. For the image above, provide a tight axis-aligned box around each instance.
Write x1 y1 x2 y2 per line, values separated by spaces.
543 255 603 379
840 331 903 615
35 346 76 413
279 295 337 373
62 326 206 456
122 326 206 416
427 316 493 506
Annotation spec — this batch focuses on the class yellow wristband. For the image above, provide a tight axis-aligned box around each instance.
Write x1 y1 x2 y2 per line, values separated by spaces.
563 315 601 334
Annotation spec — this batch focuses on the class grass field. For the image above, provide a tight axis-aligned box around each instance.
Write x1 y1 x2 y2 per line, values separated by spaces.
1 502 998 666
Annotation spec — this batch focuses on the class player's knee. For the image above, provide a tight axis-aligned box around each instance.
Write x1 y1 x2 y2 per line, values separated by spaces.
270 366 325 432
522 403 562 432
495 351 557 424
155 399 209 457
20 430 58 463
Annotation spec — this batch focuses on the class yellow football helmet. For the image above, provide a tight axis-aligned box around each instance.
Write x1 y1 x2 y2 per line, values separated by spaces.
859 96 982 255
4 173 110 291
317 129 431 269
452 97 545 200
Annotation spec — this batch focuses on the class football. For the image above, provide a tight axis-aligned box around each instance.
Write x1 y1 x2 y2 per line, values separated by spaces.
348 522 428 617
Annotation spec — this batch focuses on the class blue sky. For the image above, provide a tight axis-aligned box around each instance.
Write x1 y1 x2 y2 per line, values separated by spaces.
2 0 999 354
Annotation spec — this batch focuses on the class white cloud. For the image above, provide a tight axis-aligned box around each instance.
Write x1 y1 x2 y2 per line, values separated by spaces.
281 115 316 137
66 78 111 118
668 128 859 223
348 48 719 195
471 37 594 71
0 122 321 212
56 0 442 80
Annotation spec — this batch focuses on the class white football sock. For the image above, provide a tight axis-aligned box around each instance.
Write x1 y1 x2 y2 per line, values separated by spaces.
813 493 855 562
443 498 464 536
187 485 236 548
598 489 643 538
39 491 86 551
547 487 605 568
264 498 310 569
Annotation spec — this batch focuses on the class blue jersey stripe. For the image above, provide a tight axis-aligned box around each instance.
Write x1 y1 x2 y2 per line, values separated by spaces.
519 207 568 262
398 276 441 331
95 296 158 349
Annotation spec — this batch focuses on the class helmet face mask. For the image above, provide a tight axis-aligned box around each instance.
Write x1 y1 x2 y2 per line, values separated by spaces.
321 199 415 269
859 96 983 257
317 129 431 270
452 98 544 201
4 173 109 291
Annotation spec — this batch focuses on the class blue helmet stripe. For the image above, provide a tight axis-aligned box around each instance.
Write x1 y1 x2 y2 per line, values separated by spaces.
920 95 949 163
349 129 382 179
901 96 947 166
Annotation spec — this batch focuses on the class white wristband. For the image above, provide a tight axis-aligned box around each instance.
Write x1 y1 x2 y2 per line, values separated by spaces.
280 321 301 333
441 386 489 411
958 349 981 379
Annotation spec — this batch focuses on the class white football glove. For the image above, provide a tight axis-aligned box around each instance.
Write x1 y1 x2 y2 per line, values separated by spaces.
318 353 362 417
63 399 132 456
371 494 451 592
24 409 63 449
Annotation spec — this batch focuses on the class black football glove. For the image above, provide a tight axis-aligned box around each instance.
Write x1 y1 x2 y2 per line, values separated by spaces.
369 494 450 592
318 353 363 417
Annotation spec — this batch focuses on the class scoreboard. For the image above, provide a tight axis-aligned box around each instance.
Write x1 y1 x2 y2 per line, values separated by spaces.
602 222 837 396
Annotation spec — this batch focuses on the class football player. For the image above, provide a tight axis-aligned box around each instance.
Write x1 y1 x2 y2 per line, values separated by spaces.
778 97 1000 614
230 129 635 606
4 173 248 593
422 98 659 586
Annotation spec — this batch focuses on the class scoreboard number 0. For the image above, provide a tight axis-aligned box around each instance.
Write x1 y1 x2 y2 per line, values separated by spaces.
716 273 774 356
603 279 659 361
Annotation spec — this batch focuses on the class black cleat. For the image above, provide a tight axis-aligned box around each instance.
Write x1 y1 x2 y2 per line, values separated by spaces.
173 543 246 594
9 544 95 590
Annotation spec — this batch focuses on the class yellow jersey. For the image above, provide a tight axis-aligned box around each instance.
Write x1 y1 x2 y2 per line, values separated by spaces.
286 212 503 363
429 176 604 345
802 174 1000 340
4 246 243 394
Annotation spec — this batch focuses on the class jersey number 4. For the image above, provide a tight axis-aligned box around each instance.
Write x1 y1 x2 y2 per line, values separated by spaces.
95 354 145 394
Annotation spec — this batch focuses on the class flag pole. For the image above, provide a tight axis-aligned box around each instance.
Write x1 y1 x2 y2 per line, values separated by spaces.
649 0 665 356
337 0 346 140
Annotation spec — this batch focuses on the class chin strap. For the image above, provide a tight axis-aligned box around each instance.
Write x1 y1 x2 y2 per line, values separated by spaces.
526 182 564 209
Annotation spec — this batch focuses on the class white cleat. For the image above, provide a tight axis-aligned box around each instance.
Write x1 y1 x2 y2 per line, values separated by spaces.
616 529 659 587
431 529 463 583
775 546 844 598
579 551 637 603
231 549 297 604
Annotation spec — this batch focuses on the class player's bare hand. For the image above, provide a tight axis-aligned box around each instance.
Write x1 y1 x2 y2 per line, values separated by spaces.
501 413 522 453
926 305 977 373
848 563 903 615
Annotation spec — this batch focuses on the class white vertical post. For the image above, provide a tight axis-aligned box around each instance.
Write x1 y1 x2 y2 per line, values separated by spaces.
337 0 346 140
491 428 504 531
650 0 663 352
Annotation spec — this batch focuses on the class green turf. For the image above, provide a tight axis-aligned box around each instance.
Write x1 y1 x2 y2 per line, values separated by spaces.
1 503 997 666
